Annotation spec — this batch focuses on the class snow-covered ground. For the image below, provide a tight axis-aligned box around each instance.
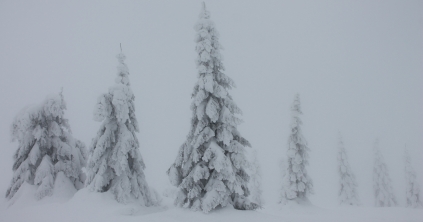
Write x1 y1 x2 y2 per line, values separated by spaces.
1 185 422 222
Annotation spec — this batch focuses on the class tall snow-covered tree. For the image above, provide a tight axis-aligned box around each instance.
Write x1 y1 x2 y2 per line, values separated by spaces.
6 92 87 200
280 94 313 203
404 146 421 208
373 140 397 207
249 149 263 206
167 3 258 213
85 50 157 206
337 134 359 205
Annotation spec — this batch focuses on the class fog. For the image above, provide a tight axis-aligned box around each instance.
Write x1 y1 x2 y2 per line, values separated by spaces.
0 0 422 207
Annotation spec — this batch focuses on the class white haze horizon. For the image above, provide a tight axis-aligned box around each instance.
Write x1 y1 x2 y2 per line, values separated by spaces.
0 0 422 208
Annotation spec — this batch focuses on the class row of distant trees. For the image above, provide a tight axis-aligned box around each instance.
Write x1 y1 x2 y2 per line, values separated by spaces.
278 95 421 208
5 3 421 213
343 138 421 208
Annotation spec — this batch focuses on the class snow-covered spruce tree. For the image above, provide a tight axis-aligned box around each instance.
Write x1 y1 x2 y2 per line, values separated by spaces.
404 146 421 208
167 3 259 213
373 140 397 207
249 149 264 206
337 134 359 205
280 94 313 203
6 92 87 200
85 50 157 206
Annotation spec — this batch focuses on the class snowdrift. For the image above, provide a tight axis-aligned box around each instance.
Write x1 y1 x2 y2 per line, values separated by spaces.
1 187 422 222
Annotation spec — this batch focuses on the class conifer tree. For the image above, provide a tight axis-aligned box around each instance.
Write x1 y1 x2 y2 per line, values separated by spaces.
373 140 397 207
6 92 87 200
167 3 258 213
280 94 313 203
249 149 264 206
337 134 359 205
404 146 421 208
85 50 157 206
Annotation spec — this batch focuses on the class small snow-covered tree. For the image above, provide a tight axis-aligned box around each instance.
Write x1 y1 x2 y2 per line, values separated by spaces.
6 92 87 200
167 3 258 213
85 50 157 206
373 140 397 207
337 134 359 205
280 94 313 203
404 146 421 208
249 149 263 206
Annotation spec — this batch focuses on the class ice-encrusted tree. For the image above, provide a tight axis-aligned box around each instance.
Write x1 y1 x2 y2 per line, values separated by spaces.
404 146 421 208
167 3 259 213
337 134 359 205
85 50 157 206
6 92 87 200
280 94 313 203
373 140 397 207
249 150 263 206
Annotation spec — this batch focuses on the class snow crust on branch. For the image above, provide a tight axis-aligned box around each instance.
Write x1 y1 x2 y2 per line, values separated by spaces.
86 52 158 206
6 93 87 200
167 3 258 213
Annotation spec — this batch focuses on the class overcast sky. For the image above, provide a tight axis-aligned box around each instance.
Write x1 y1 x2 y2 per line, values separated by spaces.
0 0 422 207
